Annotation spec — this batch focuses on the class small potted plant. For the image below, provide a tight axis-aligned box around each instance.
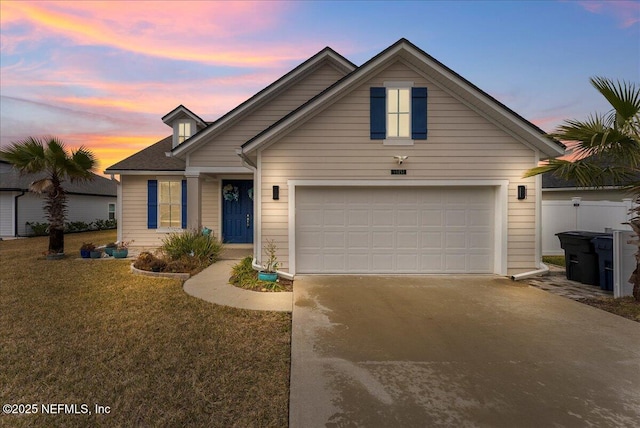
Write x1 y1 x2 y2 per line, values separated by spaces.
104 242 117 256
112 240 131 259
258 239 278 282
80 242 95 258
90 248 103 259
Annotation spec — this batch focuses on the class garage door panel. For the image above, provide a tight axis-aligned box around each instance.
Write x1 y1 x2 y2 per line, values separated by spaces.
324 232 345 248
397 210 418 226
397 232 418 249
372 210 394 226
348 231 369 248
295 187 494 274
348 210 369 226
421 231 443 249
422 210 444 226
446 210 467 226
372 231 394 249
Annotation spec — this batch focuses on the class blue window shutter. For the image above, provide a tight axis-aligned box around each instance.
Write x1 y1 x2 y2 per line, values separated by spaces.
412 87 428 139
370 87 386 139
147 180 158 229
181 180 187 229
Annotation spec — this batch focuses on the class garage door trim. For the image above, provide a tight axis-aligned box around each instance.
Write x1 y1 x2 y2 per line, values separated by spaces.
288 179 508 275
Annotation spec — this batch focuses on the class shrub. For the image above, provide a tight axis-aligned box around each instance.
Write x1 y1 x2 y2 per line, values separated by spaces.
161 229 223 266
230 256 284 292
134 251 167 272
25 221 49 236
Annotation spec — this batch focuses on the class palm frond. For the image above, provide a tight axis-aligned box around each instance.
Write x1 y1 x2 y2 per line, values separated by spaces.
591 77 640 130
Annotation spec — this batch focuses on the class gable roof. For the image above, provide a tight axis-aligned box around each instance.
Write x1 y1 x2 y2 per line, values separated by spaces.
0 161 117 196
162 104 208 128
241 38 565 158
105 136 185 173
169 46 356 157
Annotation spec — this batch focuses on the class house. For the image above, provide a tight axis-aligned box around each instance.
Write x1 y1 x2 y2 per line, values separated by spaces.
105 39 565 276
0 160 118 237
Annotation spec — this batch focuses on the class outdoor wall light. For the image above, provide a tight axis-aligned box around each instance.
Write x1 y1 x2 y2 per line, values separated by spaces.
273 185 280 200
517 185 526 200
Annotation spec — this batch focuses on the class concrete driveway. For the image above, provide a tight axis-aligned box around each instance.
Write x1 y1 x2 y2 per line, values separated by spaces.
289 275 640 427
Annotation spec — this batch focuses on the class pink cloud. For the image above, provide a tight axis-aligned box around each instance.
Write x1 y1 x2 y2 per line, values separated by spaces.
578 0 640 28
1 1 317 67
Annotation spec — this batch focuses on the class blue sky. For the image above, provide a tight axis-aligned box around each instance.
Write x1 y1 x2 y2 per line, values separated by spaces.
1 0 638 171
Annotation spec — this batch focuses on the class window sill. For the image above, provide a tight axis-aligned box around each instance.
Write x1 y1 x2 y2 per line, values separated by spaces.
156 227 184 233
383 138 414 146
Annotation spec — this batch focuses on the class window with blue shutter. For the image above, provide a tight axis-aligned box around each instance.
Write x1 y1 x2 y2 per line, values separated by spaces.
147 180 158 229
181 180 187 229
150 179 186 229
411 87 428 139
370 87 386 139
370 86 428 141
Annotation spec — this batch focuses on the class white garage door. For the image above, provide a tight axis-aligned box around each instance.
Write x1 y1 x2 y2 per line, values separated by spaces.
295 187 494 274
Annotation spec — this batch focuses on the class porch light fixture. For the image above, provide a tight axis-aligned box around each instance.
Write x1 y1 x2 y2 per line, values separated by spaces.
273 185 280 200
517 185 526 200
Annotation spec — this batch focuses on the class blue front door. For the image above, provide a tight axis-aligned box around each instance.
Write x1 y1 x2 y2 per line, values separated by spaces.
222 180 254 243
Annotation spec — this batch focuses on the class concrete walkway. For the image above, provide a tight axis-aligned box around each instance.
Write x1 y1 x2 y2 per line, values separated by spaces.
183 259 292 312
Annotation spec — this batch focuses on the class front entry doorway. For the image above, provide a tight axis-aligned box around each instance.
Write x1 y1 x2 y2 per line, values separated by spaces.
222 180 254 243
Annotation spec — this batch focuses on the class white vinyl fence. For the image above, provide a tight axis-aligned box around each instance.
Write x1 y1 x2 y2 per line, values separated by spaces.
542 198 637 297
542 198 634 255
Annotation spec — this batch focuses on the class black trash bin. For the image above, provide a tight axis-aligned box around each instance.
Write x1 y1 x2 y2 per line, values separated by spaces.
591 235 614 291
556 231 609 286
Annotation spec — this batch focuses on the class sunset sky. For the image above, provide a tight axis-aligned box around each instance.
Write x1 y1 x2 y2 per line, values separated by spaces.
1 0 638 174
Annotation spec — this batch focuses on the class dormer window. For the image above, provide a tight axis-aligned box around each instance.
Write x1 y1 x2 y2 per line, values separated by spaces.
178 122 192 144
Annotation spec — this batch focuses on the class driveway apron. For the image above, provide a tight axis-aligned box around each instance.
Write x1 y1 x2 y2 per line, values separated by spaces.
289 275 640 427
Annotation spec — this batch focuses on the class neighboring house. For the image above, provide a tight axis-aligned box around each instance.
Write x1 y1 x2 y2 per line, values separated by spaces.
105 39 565 276
541 171 636 255
0 160 118 237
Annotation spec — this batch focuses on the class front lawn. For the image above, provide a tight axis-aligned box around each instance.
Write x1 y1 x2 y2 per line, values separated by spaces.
0 231 290 427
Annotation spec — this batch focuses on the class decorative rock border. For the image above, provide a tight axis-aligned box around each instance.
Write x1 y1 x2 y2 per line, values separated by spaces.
130 263 190 280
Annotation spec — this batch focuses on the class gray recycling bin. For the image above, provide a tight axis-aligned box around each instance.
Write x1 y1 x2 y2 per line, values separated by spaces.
556 231 610 286
591 235 614 291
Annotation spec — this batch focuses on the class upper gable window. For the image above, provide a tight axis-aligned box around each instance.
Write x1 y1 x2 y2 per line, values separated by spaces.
387 88 411 138
370 84 428 145
178 122 192 144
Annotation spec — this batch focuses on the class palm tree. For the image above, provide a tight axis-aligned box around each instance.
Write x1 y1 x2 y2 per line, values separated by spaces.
0 137 97 256
524 77 640 300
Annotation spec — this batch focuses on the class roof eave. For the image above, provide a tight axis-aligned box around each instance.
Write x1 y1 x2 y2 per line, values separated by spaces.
171 47 356 157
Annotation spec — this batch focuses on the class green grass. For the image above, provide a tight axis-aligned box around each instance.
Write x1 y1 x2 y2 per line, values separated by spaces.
543 255 566 267
0 231 290 427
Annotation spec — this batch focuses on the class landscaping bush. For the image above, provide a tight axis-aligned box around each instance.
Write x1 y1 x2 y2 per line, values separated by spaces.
133 251 167 272
161 229 223 265
230 256 288 292
25 221 49 236
25 219 117 236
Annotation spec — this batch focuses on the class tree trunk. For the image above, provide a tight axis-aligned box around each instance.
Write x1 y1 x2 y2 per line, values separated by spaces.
46 177 67 254
49 227 64 254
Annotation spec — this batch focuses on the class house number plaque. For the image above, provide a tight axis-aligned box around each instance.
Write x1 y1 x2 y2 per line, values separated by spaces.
390 169 407 175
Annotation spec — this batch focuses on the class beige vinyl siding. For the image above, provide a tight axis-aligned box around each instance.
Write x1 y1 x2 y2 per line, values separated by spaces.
121 175 220 249
189 63 346 168
201 179 219 237
259 60 540 275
